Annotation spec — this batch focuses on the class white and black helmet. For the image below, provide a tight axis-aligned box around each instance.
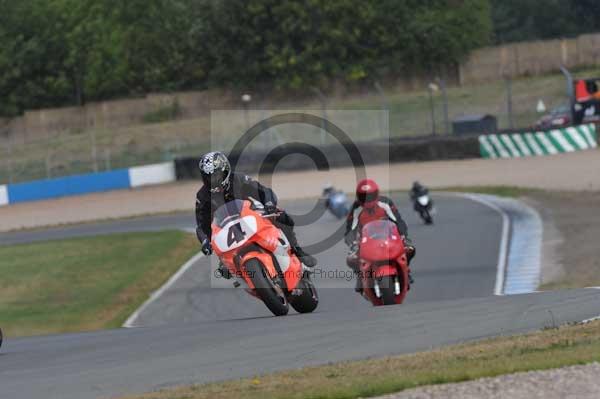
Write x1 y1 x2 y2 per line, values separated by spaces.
199 151 231 193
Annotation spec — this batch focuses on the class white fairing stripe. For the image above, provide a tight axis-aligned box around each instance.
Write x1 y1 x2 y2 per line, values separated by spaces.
213 215 258 252
377 201 397 222
0 185 8 206
351 206 362 230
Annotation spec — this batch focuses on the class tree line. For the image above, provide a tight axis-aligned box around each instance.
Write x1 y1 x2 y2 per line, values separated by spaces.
0 0 491 117
491 0 600 44
2 1 597 118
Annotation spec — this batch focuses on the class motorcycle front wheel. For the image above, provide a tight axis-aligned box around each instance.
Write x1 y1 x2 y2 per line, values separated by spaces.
377 275 397 305
245 259 289 316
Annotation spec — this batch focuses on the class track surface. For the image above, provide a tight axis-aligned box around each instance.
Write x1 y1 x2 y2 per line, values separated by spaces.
2 194 599 399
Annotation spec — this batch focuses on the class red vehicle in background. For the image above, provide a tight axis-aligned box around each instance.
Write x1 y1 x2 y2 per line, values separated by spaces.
573 78 600 124
355 220 411 306
211 199 318 316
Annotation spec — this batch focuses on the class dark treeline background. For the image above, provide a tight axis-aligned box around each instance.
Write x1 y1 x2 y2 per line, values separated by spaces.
1 0 598 117
0 0 491 116
491 0 600 44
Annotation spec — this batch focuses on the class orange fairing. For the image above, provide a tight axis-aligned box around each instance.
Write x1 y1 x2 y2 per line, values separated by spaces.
210 199 303 292
240 251 278 282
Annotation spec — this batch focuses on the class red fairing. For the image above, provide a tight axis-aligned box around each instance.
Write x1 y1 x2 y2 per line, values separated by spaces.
373 264 398 278
359 221 405 262
357 220 410 306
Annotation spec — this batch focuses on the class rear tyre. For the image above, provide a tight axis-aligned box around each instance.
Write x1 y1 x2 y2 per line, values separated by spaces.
245 259 289 316
378 275 397 305
289 276 319 313
421 209 433 225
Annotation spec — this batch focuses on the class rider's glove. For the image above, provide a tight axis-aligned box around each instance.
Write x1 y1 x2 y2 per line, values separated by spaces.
403 237 416 261
201 239 213 255
264 201 277 214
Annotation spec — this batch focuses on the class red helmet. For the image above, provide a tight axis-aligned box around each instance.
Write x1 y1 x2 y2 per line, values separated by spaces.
356 178 379 207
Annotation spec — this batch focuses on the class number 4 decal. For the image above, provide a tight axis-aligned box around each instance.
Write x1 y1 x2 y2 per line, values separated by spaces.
227 223 246 246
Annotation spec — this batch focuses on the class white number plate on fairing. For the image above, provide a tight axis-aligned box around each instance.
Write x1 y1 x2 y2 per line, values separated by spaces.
214 215 258 252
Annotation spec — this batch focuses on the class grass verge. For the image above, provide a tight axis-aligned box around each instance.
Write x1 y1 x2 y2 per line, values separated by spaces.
0 231 198 337
119 320 600 399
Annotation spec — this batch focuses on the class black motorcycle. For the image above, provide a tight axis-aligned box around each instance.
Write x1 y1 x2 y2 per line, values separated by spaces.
412 191 434 225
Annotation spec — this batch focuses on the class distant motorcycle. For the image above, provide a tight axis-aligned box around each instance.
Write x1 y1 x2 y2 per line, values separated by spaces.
322 186 349 219
347 220 411 306
412 193 434 225
211 199 318 316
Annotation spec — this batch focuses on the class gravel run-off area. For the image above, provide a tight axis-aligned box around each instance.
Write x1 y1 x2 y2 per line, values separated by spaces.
376 362 600 399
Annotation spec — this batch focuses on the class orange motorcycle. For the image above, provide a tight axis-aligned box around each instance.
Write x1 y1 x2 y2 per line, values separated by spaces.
211 199 319 316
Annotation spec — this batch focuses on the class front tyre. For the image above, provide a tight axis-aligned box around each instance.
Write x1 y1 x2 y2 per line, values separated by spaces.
245 259 289 316
420 209 433 225
289 276 319 313
377 275 397 305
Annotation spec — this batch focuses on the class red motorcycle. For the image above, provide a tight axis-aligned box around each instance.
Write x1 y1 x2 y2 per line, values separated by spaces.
350 220 410 306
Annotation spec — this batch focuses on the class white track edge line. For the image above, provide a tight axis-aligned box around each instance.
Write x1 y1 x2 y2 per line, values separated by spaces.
452 193 510 296
123 251 205 328
581 315 600 324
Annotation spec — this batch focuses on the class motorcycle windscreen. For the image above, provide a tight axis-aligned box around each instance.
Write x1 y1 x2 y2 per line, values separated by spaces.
361 220 398 240
213 199 246 228
360 220 404 261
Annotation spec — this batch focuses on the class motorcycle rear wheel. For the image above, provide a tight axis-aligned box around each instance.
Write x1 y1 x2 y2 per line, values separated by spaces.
245 259 289 316
289 276 319 313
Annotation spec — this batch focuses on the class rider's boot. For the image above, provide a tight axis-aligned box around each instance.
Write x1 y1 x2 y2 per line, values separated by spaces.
293 245 317 268
279 223 317 267
354 274 363 293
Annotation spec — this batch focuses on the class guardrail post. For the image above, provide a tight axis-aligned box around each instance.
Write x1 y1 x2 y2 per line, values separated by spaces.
439 78 450 135
89 128 98 173
374 81 390 139
3 135 13 184
505 76 514 129
311 87 328 146
428 84 437 136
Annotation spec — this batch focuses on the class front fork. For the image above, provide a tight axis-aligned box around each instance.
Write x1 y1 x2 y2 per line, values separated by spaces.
373 275 401 298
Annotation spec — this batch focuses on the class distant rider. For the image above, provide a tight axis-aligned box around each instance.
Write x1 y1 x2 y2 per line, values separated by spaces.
410 181 431 211
195 151 317 273
345 178 415 291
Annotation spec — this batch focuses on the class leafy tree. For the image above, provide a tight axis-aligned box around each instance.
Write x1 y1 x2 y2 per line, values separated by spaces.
0 0 493 116
490 0 600 44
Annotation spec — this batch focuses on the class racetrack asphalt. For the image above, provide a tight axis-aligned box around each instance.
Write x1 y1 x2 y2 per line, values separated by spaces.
2 193 600 399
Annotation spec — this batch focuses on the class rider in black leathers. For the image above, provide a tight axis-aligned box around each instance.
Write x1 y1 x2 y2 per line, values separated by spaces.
409 181 430 212
194 151 317 268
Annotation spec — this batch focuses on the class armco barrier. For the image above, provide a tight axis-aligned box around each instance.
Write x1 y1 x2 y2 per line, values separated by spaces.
0 162 175 207
479 123 597 158
175 135 480 179
128 162 176 188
